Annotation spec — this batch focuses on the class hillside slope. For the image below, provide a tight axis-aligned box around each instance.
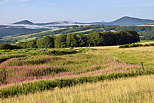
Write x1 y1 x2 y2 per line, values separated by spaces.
2 25 154 43
107 16 154 25
13 20 34 25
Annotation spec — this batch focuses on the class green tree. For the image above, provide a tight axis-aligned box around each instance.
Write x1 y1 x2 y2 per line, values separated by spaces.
0 44 20 50
102 31 118 46
77 34 87 47
88 32 104 46
26 40 37 48
54 34 67 48
36 36 54 48
16 42 28 48
66 34 78 47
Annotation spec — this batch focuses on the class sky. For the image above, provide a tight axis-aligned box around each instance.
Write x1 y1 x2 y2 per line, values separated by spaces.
0 0 154 24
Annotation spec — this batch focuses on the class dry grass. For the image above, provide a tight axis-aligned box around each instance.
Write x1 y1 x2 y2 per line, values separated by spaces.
1 75 154 103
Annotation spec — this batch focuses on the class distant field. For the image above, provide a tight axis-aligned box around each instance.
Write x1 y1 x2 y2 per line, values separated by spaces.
138 25 154 26
72 29 93 34
1 25 154 43
139 40 154 44
1 75 154 103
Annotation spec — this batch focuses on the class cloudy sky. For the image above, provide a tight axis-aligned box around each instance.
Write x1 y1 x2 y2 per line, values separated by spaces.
0 0 154 24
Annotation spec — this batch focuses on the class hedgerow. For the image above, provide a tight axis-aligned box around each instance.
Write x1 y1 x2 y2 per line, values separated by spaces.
119 43 154 48
0 70 154 98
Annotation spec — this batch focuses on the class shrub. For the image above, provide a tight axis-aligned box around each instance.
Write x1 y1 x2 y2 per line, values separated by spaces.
39 49 77 55
22 49 77 56
0 68 8 84
0 44 20 50
119 43 154 48
147 43 154 46
78 48 92 53
130 43 143 47
27 67 66 77
0 55 25 63
119 44 130 48
1 70 154 98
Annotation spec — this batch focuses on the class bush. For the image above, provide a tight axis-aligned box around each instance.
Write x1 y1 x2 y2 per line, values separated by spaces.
39 49 77 55
119 44 130 48
130 43 143 47
78 48 92 53
0 55 25 63
1 70 154 98
0 44 20 50
119 43 154 48
147 43 154 46
27 67 66 77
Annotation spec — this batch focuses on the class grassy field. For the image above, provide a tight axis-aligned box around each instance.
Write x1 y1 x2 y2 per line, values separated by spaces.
1 75 154 103
139 40 154 44
1 46 153 85
0 44 154 101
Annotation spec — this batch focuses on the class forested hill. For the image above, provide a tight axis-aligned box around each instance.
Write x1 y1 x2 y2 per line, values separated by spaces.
2 25 154 43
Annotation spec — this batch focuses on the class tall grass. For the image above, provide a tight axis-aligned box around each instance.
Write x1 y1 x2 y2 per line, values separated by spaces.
0 46 154 85
1 75 154 103
0 71 154 98
0 58 145 85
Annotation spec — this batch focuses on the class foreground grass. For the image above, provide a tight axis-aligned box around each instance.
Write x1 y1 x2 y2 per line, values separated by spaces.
1 75 154 103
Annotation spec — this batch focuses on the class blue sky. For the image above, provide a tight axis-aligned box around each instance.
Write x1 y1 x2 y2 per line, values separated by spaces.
0 0 154 24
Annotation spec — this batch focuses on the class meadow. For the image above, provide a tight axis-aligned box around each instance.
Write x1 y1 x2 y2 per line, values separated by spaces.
0 43 154 101
1 75 154 103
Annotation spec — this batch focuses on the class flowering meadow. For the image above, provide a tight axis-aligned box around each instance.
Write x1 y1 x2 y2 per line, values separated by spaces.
1 75 154 103
0 46 154 98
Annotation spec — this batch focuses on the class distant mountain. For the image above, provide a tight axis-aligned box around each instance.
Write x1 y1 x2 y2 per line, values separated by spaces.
13 20 81 25
13 20 34 25
0 27 48 37
106 16 154 25
1 16 154 39
87 21 107 25
12 17 154 26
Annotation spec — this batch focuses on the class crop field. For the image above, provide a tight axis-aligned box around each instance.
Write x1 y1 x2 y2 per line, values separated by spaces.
0 45 154 101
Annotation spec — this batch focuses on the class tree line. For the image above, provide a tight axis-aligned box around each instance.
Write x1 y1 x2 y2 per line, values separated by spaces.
0 30 140 49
